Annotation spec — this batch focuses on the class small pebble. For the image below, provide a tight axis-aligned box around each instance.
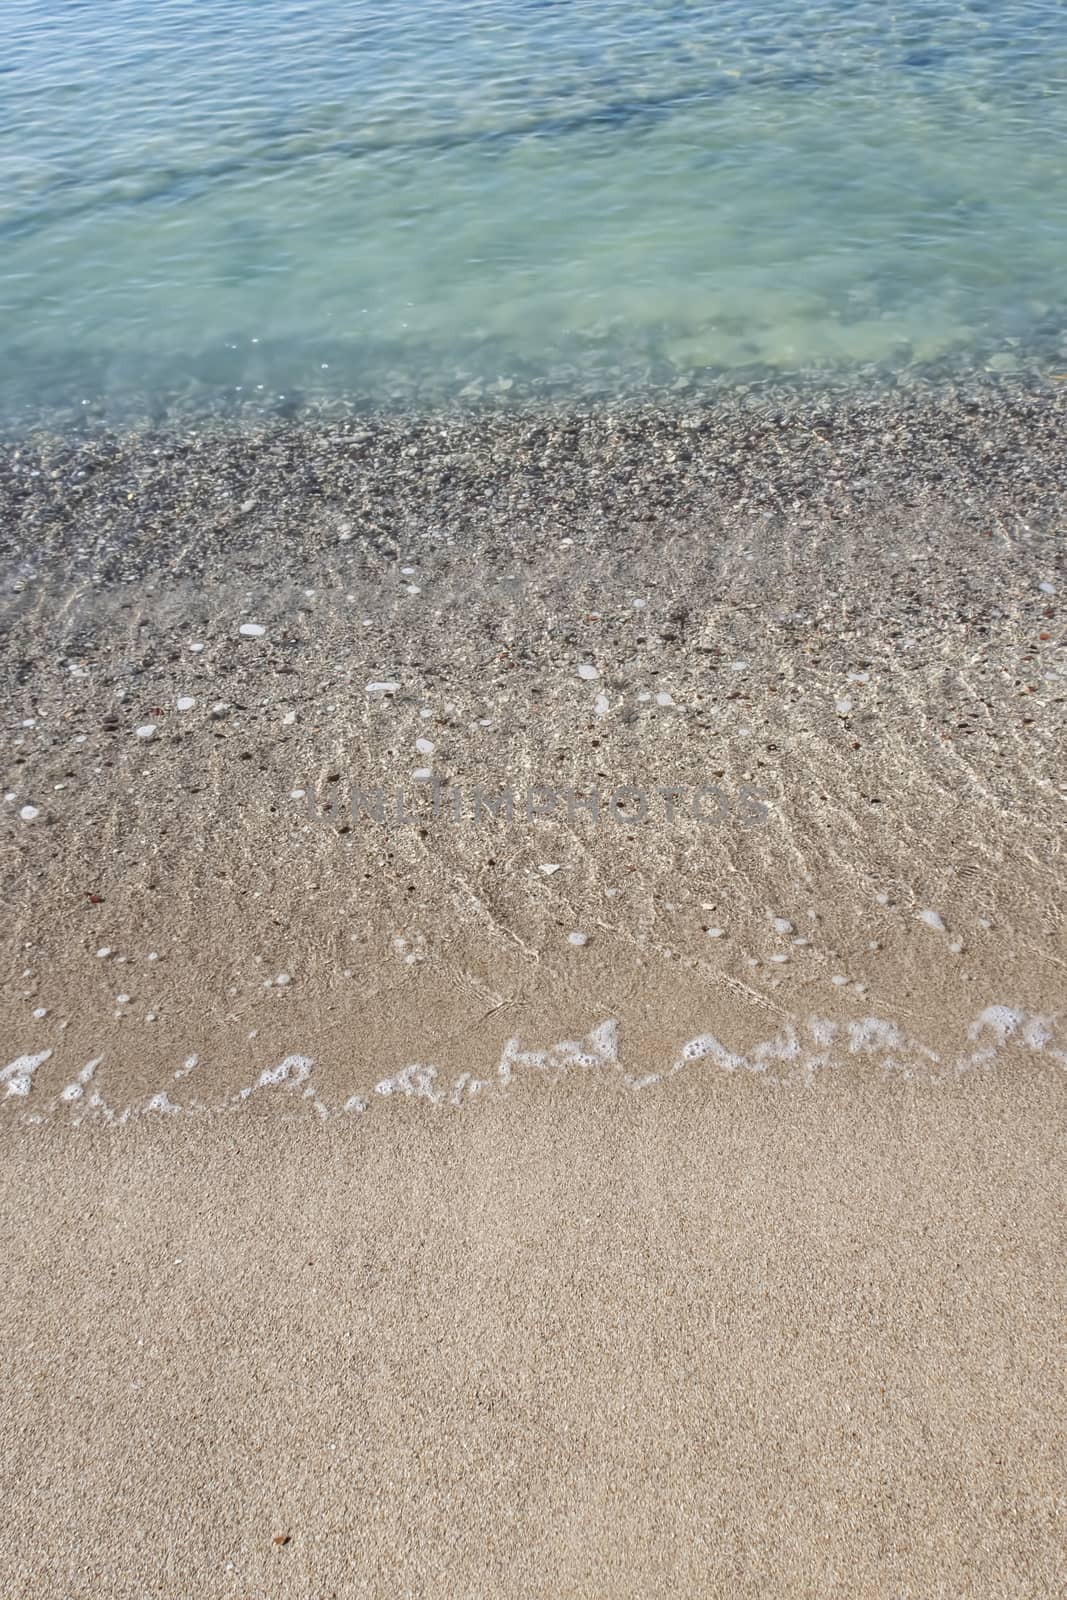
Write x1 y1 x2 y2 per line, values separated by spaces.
175 697 196 712
567 931 589 947
19 805 40 821
577 664 599 681
239 623 266 638
134 725 156 740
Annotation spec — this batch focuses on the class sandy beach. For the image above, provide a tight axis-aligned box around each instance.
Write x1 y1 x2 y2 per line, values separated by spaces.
2 378 1065 1594
3 1070 1065 1599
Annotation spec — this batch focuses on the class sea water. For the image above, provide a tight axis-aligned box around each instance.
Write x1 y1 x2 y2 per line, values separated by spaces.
2 0 1067 417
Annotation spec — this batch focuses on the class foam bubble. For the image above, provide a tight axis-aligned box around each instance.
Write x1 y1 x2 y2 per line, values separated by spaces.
144 1092 180 1115
255 1055 313 1090
4 1006 1064 1128
1 1050 51 1098
59 1057 102 1104
968 1006 1022 1045
375 1063 443 1103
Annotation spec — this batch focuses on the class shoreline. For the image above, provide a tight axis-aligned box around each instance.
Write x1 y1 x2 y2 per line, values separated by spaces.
5 1005 1066 1132
2 346 1065 439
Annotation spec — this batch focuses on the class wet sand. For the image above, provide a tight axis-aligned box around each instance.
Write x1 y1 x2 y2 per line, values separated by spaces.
1 378 1065 1593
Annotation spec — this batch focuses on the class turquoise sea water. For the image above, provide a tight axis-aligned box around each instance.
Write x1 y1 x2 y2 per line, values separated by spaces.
3 0 1067 416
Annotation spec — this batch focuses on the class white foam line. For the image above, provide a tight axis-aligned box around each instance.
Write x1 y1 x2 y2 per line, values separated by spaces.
3 1009 1065 1128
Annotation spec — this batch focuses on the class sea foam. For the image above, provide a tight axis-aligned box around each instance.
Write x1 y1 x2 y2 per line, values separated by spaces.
2 1006 1064 1130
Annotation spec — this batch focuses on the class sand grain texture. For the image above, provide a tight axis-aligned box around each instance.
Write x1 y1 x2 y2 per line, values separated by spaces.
2 1065 1064 1599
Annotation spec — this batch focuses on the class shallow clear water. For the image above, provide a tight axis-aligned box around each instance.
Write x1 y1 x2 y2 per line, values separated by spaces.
3 0 1067 416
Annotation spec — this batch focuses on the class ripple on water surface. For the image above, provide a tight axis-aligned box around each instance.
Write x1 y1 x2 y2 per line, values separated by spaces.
2 0 1067 415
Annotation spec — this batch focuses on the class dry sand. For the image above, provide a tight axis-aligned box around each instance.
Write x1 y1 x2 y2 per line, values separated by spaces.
1 381 1065 1594
2 1068 1064 1598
